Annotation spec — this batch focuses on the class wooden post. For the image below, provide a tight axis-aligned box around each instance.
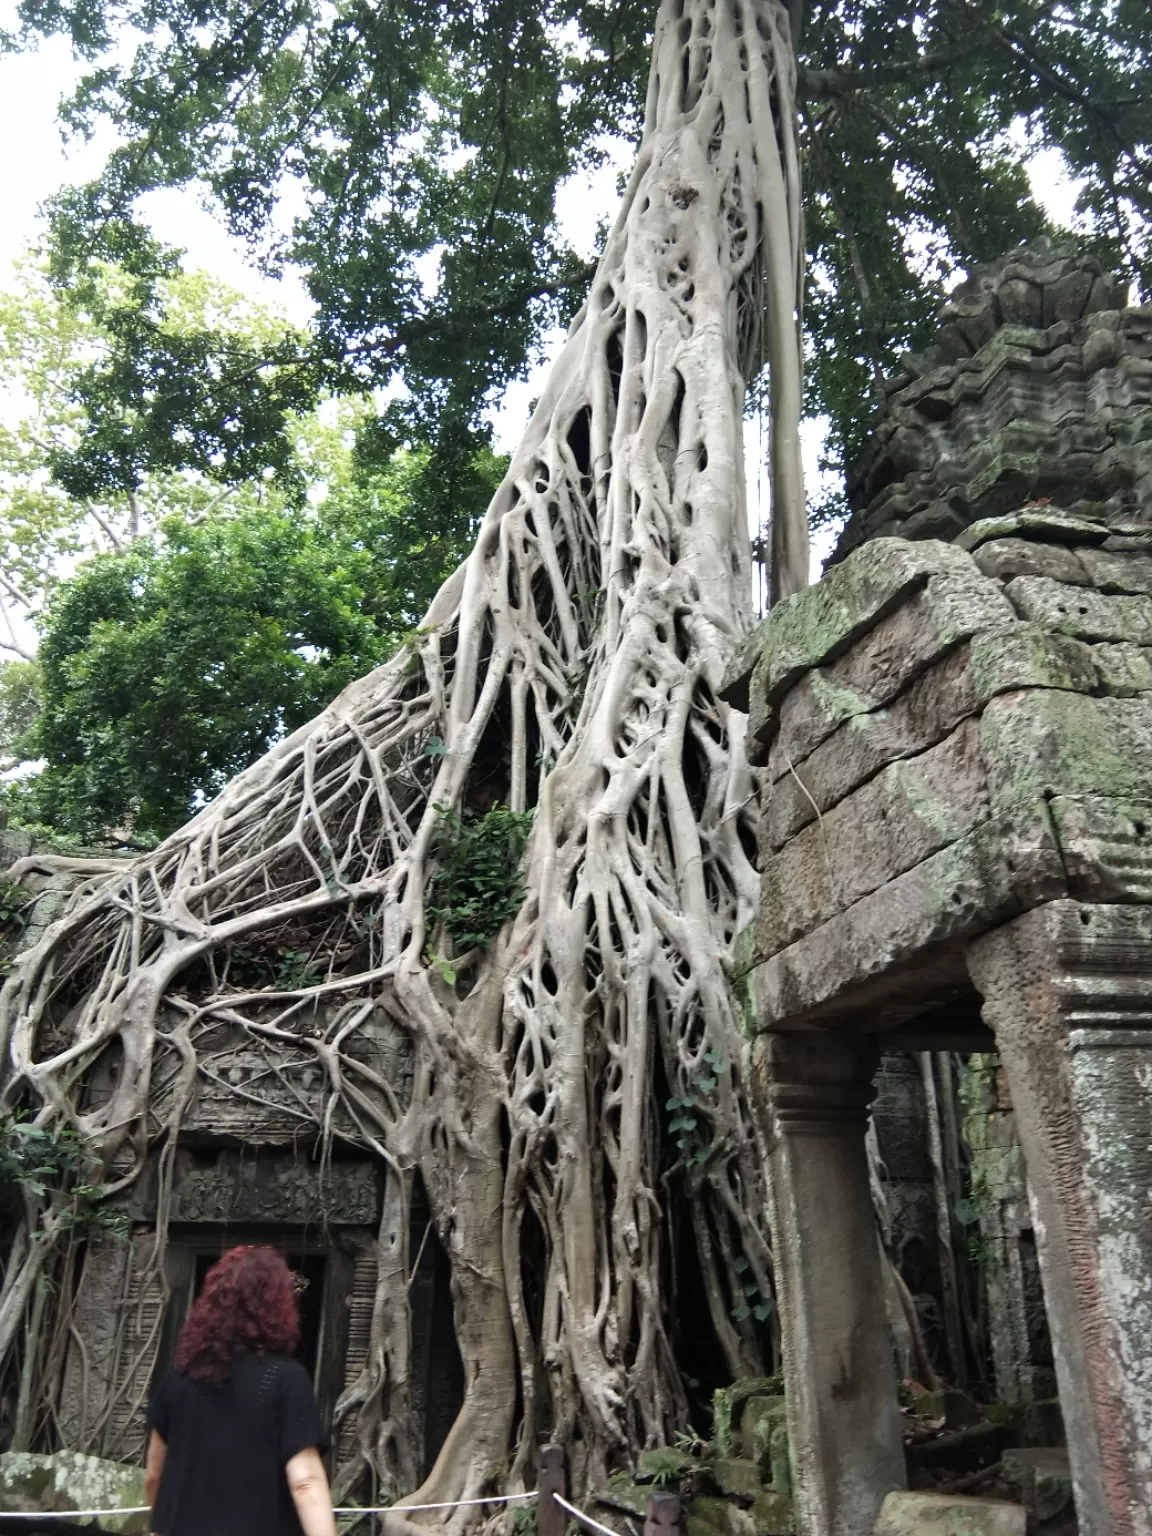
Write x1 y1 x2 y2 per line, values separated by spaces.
537 1444 566 1536
644 1491 680 1536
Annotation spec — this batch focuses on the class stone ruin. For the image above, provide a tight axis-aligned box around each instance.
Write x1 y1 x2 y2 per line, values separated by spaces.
726 241 1152 1536
0 841 464 1480
2 239 1150 1536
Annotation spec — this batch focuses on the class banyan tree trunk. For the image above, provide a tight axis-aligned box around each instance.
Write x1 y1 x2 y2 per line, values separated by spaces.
0 0 808 1509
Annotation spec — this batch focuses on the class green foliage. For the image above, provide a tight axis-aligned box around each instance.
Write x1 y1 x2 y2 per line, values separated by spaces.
23 508 387 842
730 1253 774 1325
0 877 31 930
274 949 323 991
5 2 1150 517
0 1112 126 1234
425 804 534 953
637 1447 693 1487
665 1047 728 1170
511 1504 537 1536
7 430 503 843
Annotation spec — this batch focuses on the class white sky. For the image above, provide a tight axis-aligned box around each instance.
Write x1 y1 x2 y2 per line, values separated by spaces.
0 16 1085 589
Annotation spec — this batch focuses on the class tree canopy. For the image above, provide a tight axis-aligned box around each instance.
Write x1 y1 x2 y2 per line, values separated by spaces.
0 262 504 842
5 1 1150 518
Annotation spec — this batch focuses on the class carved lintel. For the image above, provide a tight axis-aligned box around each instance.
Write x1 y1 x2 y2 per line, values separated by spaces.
116 1148 381 1225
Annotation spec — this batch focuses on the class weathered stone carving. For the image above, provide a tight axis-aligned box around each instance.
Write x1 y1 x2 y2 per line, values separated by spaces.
833 241 1152 559
115 1149 381 1225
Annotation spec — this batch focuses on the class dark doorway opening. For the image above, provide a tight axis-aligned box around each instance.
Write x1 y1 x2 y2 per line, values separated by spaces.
191 1250 327 1378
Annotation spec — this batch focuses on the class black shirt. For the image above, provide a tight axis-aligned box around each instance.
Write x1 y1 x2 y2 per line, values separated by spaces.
147 1352 326 1536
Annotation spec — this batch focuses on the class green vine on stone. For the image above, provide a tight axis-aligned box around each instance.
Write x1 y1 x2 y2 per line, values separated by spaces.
425 804 534 953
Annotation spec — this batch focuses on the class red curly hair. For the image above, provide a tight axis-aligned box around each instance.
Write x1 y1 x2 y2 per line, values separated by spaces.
175 1245 300 1384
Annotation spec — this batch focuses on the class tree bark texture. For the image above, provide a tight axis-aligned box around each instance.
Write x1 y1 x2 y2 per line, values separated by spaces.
0 0 807 1507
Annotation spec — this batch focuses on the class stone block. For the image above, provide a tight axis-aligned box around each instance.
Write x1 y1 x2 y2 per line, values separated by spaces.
711 1458 764 1500
759 722 989 951
729 539 989 712
1090 641 1152 696
764 577 1010 774
971 537 1089 586
0 1451 148 1533
872 1492 1025 1536
979 689 1152 812
1005 573 1152 644
1000 1448 1073 1521
739 1395 788 1468
763 647 981 852
955 509 1110 552
754 811 1065 1028
749 1490 793 1535
967 626 1098 701
1075 544 1152 593
689 1496 758 1536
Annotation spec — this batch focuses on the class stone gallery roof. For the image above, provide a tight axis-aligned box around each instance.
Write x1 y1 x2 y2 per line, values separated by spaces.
832 240 1152 562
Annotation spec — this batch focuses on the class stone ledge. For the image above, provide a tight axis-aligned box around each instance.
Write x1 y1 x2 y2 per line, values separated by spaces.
752 811 1066 1030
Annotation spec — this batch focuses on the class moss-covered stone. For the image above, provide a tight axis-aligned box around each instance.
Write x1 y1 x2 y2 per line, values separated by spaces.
739 540 992 709
710 1377 782 1455
688 1496 757 1536
874 1491 1025 1536
636 1448 699 1485
0 1451 147 1533
597 1479 650 1518
980 690 1152 811
956 509 1110 552
1091 642 1152 696
710 1458 763 1500
738 1395 787 1470
1005 574 1152 644
968 625 1098 701
749 1490 793 1535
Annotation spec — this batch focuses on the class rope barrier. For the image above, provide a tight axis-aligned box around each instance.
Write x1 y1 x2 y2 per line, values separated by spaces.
0 1490 539 1523
335 1493 539 1516
0 1512 152 1520
553 1493 625 1536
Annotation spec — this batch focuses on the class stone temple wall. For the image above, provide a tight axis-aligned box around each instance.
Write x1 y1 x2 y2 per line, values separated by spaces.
833 240 1152 561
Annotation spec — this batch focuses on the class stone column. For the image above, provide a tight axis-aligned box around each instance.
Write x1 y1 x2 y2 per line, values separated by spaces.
752 1032 906 1536
968 902 1152 1536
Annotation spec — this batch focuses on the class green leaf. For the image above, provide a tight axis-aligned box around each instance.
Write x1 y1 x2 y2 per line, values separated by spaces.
423 735 446 757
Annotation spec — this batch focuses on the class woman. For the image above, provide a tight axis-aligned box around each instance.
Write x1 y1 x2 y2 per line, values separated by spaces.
145 1245 338 1536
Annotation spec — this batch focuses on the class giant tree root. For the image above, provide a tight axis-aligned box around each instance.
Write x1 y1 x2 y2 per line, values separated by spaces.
0 0 807 1509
